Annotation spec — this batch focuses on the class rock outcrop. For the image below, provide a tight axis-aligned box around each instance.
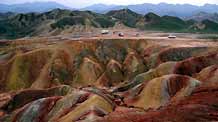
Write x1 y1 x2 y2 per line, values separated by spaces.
0 38 218 122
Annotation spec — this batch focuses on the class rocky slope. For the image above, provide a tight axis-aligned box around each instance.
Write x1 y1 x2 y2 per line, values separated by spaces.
0 38 218 122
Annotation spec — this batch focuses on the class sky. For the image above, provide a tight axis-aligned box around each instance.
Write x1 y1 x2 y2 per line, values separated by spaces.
1 0 218 8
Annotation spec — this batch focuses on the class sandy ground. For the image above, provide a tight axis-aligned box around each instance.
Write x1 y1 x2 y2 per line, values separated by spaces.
1 27 217 49
8 36 217 50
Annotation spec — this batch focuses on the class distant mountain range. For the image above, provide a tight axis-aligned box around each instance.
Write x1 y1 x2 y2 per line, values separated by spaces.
0 2 218 19
0 2 70 13
186 12 218 23
82 3 218 18
81 4 117 13
0 8 218 39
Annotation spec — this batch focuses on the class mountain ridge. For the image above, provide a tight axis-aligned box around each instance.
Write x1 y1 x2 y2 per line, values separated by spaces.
186 12 218 23
1 2 218 19
82 3 218 18
0 2 71 13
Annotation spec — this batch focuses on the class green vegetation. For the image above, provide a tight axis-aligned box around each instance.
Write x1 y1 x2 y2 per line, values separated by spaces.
144 14 188 31
94 17 115 28
0 13 43 39
51 16 86 29
0 8 218 39
201 20 218 32
106 9 143 27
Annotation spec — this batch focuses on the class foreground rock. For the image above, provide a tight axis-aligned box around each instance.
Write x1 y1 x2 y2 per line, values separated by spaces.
0 86 115 122
0 38 218 122
124 74 201 109
98 85 218 122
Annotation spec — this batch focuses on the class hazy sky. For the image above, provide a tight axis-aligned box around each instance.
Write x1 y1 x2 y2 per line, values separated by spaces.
1 0 218 8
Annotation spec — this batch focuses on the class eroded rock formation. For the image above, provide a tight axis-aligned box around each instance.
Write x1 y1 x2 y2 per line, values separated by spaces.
0 38 218 122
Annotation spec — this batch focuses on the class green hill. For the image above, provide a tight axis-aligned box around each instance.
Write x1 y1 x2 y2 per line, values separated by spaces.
0 8 218 39
106 9 144 27
0 9 115 39
51 10 115 29
202 20 218 32
143 13 188 31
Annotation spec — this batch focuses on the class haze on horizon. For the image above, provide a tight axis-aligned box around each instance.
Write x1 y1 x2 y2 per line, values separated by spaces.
0 0 218 8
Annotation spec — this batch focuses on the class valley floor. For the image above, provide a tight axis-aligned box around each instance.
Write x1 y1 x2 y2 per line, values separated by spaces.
31 27 218 41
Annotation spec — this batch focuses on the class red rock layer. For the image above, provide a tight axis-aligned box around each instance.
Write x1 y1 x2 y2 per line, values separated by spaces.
98 85 218 122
